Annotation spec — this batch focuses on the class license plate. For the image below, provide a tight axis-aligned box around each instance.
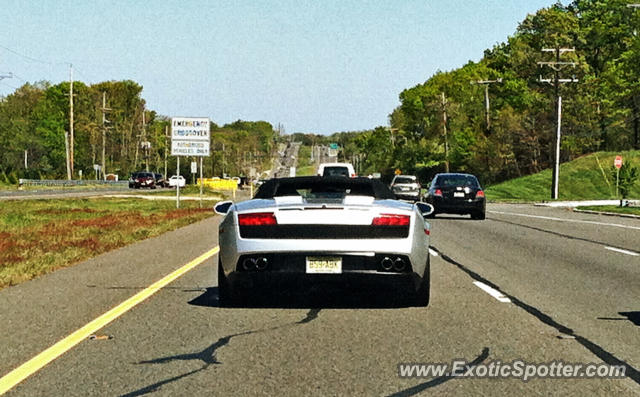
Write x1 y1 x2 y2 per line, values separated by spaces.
306 256 342 274
453 192 465 198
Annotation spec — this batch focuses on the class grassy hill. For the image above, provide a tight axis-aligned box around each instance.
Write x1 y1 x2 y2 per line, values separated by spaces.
485 151 640 202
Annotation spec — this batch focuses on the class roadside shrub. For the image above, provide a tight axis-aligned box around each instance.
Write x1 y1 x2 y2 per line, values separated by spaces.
6 172 18 185
611 162 639 201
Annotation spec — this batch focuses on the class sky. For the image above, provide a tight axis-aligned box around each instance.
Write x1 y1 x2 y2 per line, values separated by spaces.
0 0 559 135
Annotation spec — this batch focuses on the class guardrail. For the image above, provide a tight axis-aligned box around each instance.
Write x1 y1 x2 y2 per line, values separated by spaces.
18 179 128 187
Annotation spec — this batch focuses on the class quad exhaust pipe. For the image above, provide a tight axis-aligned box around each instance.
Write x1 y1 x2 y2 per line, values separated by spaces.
255 257 269 270
393 257 406 271
380 256 408 272
381 257 394 271
241 257 269 271
242 257 256 271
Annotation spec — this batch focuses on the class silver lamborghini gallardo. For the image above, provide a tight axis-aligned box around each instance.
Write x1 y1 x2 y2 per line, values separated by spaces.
214 176 434 306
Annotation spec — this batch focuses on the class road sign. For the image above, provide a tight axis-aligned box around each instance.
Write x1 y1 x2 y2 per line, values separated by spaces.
171 117 210 156
191 161 197 173
614 155 623 169
395 169 402 175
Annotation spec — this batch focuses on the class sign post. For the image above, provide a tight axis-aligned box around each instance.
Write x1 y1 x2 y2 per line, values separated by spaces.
614 155 623 199
171 117 210 208
199 157 203 208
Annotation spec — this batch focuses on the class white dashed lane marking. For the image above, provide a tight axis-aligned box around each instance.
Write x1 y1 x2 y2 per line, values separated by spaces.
604 246 640 256
489 211 640 231
473 281 511 303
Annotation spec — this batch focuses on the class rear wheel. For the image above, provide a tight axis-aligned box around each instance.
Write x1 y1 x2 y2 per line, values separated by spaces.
413 256 430 307
218 259 232 306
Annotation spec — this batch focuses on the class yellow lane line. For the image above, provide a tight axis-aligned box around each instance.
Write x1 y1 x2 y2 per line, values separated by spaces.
0 246 219 395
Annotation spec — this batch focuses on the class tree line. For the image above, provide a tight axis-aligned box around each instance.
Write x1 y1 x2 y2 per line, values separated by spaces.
0 80 278 182
331 1 640 184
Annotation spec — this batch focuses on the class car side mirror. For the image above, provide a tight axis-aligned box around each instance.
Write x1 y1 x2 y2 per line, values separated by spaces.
214 200 233 215
415 202 434 217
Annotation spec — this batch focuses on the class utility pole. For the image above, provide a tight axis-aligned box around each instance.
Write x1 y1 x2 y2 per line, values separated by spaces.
141 109 149 172
164 125 169 179
69 64 75 178
101 92 111 180
471 78 502 134
441 92 450 172
538 47 578 200
628 4 640 148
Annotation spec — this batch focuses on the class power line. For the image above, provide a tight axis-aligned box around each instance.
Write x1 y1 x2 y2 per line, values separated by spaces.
0 44 68 66
537 47 579 200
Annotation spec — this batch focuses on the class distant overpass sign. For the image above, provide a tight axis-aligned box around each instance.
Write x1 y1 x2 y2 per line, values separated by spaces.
171 117 210 156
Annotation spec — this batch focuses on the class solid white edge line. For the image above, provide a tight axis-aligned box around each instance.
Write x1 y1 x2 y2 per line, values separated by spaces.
473 281 511 303
604 246 640 256
428 248 438 257
489 210 640 231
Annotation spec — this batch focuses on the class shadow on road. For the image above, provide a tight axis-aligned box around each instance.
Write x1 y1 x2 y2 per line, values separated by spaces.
387 347 490 397
431 245 640 387
598 311 640 327
188 285 419 309
121 307 322 396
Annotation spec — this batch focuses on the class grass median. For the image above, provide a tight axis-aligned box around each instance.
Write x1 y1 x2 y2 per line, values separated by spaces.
0 198 216 289
576 205 640 216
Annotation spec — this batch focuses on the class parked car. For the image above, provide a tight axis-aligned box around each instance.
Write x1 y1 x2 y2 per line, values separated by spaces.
168 175 186 187
390 175 421 202
424 173 486 219
154 173 169 188
128 172 140 188
131 172 156 189
214 176 434 306
317 162 356 178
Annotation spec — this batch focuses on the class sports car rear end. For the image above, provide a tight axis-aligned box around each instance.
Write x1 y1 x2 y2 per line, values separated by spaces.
215 177 432 306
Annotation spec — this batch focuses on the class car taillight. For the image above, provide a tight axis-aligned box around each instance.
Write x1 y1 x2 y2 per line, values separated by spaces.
238 212 277 226
351 173 357 177
434 189 443 197
476 190 485 198
372 214 410 226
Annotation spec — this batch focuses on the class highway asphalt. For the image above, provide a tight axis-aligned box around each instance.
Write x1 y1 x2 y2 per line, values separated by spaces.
0 204 638 395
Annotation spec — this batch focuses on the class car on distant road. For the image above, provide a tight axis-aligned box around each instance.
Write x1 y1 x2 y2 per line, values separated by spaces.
214 176 434 306
168 175 186 187
128 172 140 188
131 172 156 189
390 175 421 202
154 173 169 188
424 173 485 219
317 162 356 178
